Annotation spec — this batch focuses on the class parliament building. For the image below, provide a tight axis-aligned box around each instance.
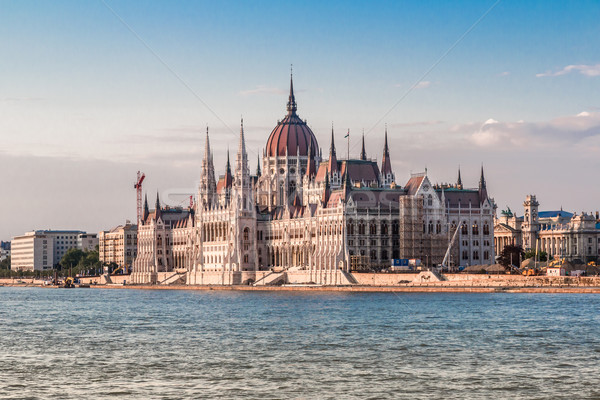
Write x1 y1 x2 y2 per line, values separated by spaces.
131 76 496 285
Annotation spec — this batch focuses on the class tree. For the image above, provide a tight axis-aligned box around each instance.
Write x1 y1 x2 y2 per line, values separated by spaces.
498 245 524 268
60 248 85 271
0 256 10 270
523 250 549 262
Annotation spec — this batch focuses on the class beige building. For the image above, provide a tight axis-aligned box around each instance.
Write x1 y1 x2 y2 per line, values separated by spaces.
11 230 98 271
99 223 138 272
494 195 600 262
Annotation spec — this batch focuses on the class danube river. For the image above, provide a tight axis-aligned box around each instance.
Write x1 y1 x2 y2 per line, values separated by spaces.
1 287 599 399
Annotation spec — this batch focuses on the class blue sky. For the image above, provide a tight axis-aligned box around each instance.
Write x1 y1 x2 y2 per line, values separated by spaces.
1 0 599 238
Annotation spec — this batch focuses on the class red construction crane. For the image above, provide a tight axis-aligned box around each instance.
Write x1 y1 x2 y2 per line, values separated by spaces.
134 171 146 223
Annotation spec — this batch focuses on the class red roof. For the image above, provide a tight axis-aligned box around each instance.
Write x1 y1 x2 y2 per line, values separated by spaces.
266 113 319 157
404 175 425 196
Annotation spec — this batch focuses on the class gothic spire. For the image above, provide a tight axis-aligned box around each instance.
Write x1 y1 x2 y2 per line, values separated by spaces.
457 166 463 189
343 163 352 197
381 125 392 175
143 193 149 222
305 137 316 179
235 117 250 189
478 165 488 202
155 192 161 220
328 124 339 174
478 165 487 190
286 67 297 115
322 171 331 206
256 153 261 177
360 129 367 161
226 148 231 174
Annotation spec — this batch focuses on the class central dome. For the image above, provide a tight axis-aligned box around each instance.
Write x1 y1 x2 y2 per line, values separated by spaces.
265 76 318 158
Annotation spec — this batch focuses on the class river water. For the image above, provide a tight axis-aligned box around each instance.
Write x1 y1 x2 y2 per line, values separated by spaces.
0 287 599 399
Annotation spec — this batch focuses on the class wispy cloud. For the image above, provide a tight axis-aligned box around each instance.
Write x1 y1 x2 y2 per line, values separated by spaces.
498 71 510 77
469 111 600 148
536 63 600 78
239 86 287 96
414 81 431 89
396 81 432 89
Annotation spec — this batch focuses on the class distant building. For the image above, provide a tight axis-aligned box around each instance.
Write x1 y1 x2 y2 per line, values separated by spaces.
0 241 10 262
10 230 98 271
98 222 138 272
494 195 600 262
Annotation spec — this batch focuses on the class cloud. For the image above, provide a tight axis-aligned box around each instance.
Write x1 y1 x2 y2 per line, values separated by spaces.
414 81 431 89
498 71 510 77
394 81 432 90
469 111 600 148
536 63 600 78
239 86 287 96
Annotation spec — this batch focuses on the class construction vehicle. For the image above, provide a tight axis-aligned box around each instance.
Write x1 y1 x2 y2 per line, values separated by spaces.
522 268 540 276
64 277 75 288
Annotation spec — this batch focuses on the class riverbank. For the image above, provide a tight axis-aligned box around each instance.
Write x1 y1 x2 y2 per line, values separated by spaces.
2 280 600 293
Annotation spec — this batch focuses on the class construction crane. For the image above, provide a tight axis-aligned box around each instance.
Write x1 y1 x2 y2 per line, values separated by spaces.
134 171 146 223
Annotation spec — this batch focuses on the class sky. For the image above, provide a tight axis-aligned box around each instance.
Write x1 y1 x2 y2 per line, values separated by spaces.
1 0 599 240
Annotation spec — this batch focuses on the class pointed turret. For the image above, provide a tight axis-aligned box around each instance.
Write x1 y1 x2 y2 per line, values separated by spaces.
155 192 161 221
343 163 352 198
360 130 367 161
322 171 331 206
256 154 261 177
305 136 316 180
380 126 395 187
478 165 488 202
286 69 297 116
327 124 339 174
143 193 149 222
199 126 217 209
381 126 392 175
235 117 250 188
226 148 231 174
457 167 463 189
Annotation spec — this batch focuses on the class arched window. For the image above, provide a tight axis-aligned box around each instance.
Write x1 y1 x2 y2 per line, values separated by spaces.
473 250 479 260
392 220 399 235
347 220 355 235
461 223 468 235
381 250 388 260
370 222 377 235
483 223 490 235
243 227 250 241
427 194 433 206
462 250 468 260
428 221 434 234
370 249 377 260
243 254 248 263
289 181 296 195
436 221 442 234
381 221 388 235
472 223 479 235
358 220 366 235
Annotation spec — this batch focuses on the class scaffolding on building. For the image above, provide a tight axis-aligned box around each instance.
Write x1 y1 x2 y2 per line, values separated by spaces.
398 196 456 268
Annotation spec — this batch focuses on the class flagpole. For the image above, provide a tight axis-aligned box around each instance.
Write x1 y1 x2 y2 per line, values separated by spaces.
346 129 350 161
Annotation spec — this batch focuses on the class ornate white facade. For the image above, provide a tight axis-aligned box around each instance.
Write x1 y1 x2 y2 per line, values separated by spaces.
131 76 496 285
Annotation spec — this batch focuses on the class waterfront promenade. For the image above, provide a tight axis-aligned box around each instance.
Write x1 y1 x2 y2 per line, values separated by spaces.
3 274 600 293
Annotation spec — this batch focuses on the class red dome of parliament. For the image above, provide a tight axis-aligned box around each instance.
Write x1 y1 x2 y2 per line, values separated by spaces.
266 76 319 158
